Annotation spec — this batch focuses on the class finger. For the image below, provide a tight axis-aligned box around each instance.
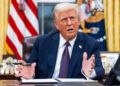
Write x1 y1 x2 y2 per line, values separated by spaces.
83 52 87 62
91 55 95 64
92 57 95 63
16 65 25 74
89 54 95 62
16 66 25 72
16 67 21 72
88 58 95 69
15 73 22 77
91 63 95 69
31 63 36 71
32 62 36 68
17 65 24 70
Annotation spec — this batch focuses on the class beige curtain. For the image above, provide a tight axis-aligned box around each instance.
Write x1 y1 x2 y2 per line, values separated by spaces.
103 0 120 51
0 0 10 60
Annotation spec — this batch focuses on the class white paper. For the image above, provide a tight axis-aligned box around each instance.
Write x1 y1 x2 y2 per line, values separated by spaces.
21 79 58 84
57 78 97 83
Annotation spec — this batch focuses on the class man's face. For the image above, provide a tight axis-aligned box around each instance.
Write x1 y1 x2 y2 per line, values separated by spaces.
55 9 80 41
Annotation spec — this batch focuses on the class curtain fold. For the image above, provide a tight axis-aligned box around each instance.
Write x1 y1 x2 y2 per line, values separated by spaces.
103 0 120 51
0 0 10 60
114 0 120 51
107 0 114 51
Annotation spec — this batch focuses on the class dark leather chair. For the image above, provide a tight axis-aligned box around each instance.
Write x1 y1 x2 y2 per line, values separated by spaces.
23 36 38 61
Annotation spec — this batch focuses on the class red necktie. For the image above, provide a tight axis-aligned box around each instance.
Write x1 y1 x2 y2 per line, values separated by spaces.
59 42 70 78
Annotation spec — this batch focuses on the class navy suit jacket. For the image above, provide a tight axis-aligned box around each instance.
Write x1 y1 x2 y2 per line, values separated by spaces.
27 31 105 80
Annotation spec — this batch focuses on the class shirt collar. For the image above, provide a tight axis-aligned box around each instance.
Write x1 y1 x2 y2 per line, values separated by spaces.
59 34 77 48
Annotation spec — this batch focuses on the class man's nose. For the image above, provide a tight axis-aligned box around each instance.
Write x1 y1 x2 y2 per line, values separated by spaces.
67 18 72 25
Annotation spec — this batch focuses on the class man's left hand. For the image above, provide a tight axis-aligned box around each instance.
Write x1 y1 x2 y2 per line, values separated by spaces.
82 52 95 77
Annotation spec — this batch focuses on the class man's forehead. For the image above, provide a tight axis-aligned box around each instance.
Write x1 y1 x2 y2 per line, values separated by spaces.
57 9 76 13
57 9 77 16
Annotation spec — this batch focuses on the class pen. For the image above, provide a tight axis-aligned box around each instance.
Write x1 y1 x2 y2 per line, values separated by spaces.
7 62 32 66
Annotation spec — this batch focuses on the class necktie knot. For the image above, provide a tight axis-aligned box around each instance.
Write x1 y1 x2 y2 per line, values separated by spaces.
65 42 70 47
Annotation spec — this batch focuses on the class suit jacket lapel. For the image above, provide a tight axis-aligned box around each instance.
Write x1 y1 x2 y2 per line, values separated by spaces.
47 33 60 78
68 33 84 78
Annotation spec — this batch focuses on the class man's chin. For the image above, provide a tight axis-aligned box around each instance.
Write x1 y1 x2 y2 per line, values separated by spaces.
66 34 76 40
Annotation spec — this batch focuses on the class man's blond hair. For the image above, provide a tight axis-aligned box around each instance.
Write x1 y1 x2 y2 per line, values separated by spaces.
53 3 80 20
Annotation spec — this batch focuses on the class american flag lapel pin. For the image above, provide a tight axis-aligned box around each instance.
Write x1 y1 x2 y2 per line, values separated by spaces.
79 45 82 49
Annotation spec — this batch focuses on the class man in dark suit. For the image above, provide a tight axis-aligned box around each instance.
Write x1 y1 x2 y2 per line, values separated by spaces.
15 3 105 80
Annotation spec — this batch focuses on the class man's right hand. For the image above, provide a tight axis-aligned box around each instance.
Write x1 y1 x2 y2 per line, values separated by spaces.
15 60 36 79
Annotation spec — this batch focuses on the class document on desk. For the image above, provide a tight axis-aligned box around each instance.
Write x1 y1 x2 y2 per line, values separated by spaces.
56 78 97 83
21 79 58 84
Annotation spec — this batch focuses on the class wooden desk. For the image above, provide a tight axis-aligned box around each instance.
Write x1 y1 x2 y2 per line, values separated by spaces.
0 75 20 80
0 80 103 86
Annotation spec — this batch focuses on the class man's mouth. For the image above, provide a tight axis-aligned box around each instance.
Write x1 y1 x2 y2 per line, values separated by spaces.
67 28 73 32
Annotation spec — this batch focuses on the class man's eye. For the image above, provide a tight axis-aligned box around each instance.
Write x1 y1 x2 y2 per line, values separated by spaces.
70 17 76 20
61 18 67 22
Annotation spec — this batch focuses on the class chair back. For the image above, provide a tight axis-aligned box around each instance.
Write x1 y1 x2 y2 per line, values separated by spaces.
23 36 38 61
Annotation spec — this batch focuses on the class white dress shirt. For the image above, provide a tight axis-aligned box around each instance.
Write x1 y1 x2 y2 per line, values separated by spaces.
52 34 96 79
52 34 76 78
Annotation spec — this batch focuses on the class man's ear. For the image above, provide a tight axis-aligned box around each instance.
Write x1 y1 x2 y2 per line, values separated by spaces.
54 20 59 30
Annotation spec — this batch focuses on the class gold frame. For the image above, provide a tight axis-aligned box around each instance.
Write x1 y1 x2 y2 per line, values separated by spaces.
100 51 120 75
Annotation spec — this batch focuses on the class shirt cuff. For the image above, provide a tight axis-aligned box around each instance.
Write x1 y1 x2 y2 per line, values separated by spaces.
81 69 96 80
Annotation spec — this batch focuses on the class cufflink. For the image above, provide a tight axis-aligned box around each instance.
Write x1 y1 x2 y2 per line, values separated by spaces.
79 45 82 49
